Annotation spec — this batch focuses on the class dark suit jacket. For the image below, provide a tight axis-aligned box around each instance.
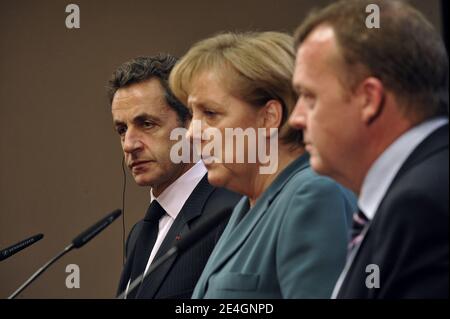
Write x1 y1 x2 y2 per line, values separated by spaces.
117 175 242 299
338 123 449 298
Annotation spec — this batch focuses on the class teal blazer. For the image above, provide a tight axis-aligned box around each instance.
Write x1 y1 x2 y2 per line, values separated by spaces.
192 154 356 298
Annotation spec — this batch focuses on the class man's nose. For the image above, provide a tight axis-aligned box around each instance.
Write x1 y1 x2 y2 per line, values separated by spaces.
123 127 143 154
289 98 308 130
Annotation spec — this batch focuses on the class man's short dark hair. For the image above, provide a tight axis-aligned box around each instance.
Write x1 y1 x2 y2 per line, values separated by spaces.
294 0 448 122
107 54 191 125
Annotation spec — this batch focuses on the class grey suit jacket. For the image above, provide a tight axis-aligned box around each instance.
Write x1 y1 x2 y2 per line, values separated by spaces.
192 154 356 299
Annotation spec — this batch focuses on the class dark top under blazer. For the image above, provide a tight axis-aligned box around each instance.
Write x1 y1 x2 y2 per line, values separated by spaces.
338 124 449 299
117 175 242 299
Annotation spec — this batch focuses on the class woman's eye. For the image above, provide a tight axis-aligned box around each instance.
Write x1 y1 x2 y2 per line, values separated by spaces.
203 110 217 117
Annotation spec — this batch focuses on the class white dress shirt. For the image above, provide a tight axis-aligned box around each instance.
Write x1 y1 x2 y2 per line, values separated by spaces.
358 117 448 220
126 160 207 293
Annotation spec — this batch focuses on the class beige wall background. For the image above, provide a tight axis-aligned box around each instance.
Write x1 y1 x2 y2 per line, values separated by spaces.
0 0 443 298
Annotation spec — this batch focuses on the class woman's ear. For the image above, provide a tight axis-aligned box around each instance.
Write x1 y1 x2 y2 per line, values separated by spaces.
260 100 283 134
259 100 283 138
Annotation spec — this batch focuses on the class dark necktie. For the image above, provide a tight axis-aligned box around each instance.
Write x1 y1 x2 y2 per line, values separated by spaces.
348 208 369 253
128 200 166 298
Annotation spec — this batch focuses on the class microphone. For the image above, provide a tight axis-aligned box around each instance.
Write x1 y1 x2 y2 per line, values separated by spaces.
72 209 122 248
0 234 44 262
118 208 232 299
8 209 122 299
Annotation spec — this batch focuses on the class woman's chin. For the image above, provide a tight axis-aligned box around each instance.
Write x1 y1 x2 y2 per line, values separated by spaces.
206 167 229 188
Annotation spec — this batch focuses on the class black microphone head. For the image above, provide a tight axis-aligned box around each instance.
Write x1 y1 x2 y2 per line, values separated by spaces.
72 209 122 248
0 233 44 262
7 210 122 299
175 208 233 253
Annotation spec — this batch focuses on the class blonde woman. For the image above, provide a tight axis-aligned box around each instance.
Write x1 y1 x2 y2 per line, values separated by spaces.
169 32 356 298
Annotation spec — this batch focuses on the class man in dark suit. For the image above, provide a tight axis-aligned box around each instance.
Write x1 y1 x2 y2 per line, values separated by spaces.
107 55 241 299
289 0 448 298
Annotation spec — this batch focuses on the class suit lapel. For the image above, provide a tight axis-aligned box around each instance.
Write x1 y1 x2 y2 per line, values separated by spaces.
331 222 371 298
136 175 215 298
116 221 144 297
197 154 310 295
116 246 136 296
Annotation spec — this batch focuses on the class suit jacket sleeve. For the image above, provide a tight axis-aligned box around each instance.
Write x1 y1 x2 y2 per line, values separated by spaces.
372 190 449 298
276 176 351 298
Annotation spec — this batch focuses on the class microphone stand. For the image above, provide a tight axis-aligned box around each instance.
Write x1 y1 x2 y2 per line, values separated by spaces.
7 209 121 299
118 246 178 299
8 243 74 299
116 208 232 299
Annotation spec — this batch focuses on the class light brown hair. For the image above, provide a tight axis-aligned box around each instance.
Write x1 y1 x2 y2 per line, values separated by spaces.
294 0 448 122
169 31 302 145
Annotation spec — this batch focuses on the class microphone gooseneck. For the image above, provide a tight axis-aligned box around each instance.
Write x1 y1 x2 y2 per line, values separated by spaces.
118 208 232 299
8 209 122 299
8 243 74 299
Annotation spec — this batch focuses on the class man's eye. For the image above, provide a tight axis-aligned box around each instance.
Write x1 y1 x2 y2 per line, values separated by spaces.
143 121 155 128
116 126 127 136
300 92 315 109
306 97 315 109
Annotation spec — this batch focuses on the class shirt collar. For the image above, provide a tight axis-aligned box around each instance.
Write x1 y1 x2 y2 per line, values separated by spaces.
359 117 448 220
150 161 207 219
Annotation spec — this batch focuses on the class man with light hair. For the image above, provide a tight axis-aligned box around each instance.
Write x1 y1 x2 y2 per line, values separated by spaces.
290 0 448 298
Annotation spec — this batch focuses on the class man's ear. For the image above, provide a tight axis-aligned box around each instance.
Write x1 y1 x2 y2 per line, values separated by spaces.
260 100 283 136
358 77 385 125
